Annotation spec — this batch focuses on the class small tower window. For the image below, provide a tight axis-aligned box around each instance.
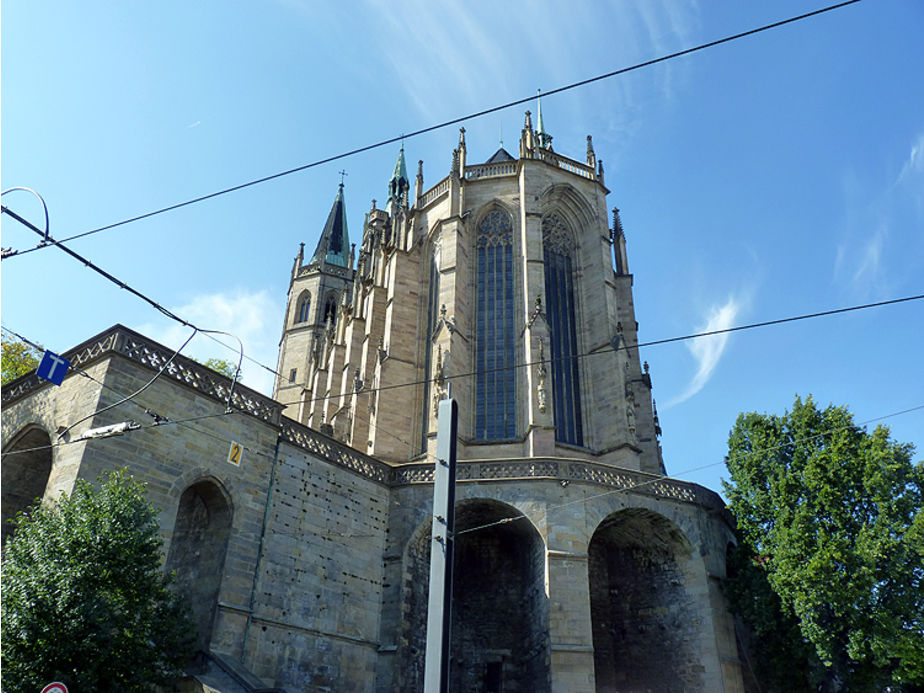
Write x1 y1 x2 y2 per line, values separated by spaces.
323 292 338 325
296 292 312 324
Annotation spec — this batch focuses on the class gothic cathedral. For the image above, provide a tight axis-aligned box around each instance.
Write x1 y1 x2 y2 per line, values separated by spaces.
2 110 746 692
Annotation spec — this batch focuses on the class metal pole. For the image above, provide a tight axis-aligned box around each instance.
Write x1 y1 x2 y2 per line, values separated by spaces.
423 397 458 693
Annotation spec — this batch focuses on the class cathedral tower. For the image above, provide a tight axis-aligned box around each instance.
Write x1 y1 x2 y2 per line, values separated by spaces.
274 182 354 425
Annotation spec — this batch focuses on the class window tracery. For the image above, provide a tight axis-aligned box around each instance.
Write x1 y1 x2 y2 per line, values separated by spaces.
475 209 516 441
543 213 583 446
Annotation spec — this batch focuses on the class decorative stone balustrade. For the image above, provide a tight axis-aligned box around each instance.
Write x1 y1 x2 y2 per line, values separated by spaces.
536 149 597 180
464 161 517 180
416 176 451 209
2 324 284 425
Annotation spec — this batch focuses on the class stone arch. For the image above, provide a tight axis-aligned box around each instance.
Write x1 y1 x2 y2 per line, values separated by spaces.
294 289 312 324
164 476 233 651
539 182 597 239
2 425 54 546
588 507 702 691
452 499 550 692
396 498 550 692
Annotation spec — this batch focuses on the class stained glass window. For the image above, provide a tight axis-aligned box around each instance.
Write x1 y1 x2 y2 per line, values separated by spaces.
543 214 583 446
475 210 516 440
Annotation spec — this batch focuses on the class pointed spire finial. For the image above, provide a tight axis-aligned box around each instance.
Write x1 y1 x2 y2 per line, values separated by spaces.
308 183 351 268
536 89 552 149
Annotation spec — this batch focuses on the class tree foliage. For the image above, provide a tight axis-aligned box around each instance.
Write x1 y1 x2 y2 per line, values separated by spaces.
723 395 924 691
201 357 238 379
1 469 194 692
1 336 41 385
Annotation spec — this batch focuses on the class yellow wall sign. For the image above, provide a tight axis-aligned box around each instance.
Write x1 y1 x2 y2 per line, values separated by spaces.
228 441 243 466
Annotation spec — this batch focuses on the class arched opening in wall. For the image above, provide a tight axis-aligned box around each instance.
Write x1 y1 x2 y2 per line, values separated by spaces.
1 426 53 546
588 508 700 692
394 519 433 691
164 478 232 652
396 499 550 693
452 500 549 692
295 290 312 324
323 292 338 325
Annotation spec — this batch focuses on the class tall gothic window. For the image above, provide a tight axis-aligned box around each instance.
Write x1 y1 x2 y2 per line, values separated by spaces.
421 242 441 452
296 291 312 324
475 209 516 440
543 214 583 446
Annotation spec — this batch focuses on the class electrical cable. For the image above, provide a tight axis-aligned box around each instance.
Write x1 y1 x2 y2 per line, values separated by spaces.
2 325 172 424
1 205 251 397
2 0 862 256
54 327 199 441
454 402 924 537
0 409 240 458
280 292 924 410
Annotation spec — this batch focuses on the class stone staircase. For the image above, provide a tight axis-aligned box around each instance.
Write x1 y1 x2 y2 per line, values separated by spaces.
176 651 287 693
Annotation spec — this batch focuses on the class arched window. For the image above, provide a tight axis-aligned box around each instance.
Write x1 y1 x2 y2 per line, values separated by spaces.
543 214 583 446
296 292 312 324
323 292 338 325
475 209 516 440
421 241 441 452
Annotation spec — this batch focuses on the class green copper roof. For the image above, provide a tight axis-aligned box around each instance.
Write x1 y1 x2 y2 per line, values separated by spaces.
309 183 351 268
386 146 409 216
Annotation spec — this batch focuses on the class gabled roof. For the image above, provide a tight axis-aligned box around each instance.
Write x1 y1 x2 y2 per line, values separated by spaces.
485 147 515 164
310 183 351 268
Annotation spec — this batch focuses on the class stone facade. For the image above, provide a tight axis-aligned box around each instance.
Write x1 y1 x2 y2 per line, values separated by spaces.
2 117 746 692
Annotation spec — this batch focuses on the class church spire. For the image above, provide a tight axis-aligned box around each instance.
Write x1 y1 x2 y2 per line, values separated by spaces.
309 182 351 268
386 145 409 216
536 89 552 149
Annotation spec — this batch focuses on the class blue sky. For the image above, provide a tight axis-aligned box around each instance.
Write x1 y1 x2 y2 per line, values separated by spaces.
3 0 922 496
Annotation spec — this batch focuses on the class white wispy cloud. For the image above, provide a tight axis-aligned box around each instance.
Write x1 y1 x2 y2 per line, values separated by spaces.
851 223 886 286
668 296 742 406
361 0 698 129
897 131 924 185
135 289 282 396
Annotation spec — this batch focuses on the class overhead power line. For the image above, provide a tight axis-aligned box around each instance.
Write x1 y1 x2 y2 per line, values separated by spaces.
2 193 920 409
454 402 924 538
0 204 255 379
281 292 924 410
3 0 861 256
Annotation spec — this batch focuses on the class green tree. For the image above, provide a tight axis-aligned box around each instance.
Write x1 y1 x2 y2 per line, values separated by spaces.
201 357 238 379
1 469 194 692
723 396 924 691
1 336 41 385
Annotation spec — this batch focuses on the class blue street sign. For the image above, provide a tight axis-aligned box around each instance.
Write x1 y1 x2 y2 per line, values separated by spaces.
36 350 70 386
